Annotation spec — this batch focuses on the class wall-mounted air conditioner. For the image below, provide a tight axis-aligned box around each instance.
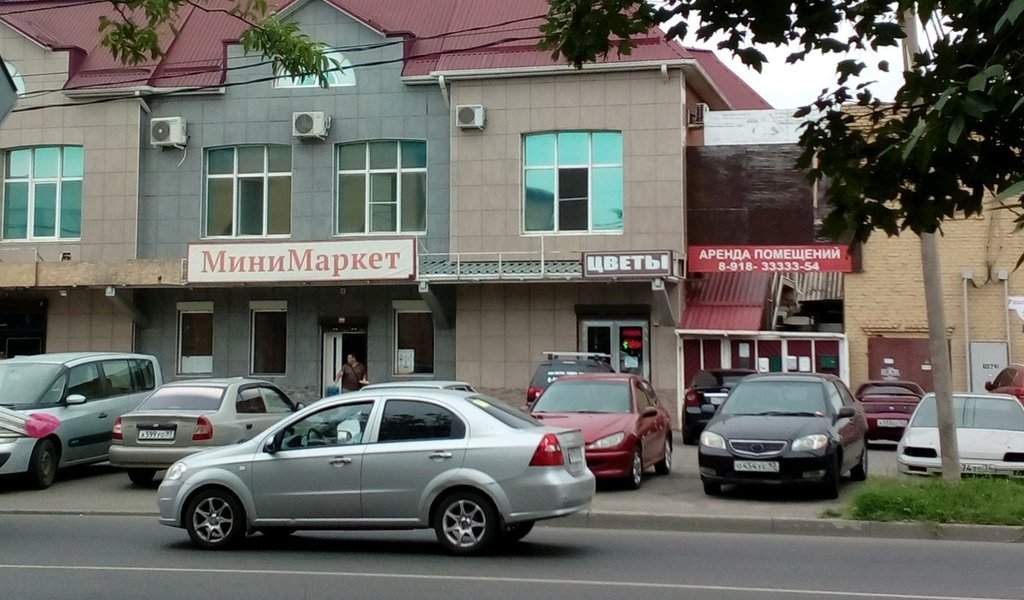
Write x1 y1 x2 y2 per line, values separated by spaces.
293 111 331 140
150 117 187 147
455 104 485 130
688 102 710 127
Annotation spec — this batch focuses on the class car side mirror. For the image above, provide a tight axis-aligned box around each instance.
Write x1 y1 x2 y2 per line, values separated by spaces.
265 429 285 454
641 406 659 418
335 426 353 444
836 407 856 420
294 402 305 411
65 394 86 405
984 381 995 391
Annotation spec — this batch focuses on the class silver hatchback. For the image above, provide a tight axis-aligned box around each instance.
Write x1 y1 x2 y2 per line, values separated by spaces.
157 389 595 554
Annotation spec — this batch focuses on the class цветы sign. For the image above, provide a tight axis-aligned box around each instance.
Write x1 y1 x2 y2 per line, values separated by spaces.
687 245 853 273
186 239 417 283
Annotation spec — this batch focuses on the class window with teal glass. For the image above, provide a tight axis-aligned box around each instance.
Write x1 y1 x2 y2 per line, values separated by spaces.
274 51 356 88
522 131 623 233
336 140 427 234
2 146 83 240
204 145 291 237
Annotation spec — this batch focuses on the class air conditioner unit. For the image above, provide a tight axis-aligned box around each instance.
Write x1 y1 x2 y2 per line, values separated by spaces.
293 111 331 139
455 104 485 129
688 102 709 126
150 117 187 147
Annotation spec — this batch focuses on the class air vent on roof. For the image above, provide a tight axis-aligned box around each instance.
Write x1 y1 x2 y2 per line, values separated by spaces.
293 111 331 140
150 117 187 148
455 104 485 130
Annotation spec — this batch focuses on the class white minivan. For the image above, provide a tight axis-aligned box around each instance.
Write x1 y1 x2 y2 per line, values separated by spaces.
0 352 163 488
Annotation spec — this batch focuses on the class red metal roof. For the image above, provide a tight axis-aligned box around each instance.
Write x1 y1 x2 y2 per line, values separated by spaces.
679 272 772 331
0 0 767 108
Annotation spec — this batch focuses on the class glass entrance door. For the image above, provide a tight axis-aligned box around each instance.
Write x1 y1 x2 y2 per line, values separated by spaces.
580 319 650 379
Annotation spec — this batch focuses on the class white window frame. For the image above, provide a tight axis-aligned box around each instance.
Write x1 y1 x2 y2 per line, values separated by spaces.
204 145 292 239
521 131 624 235
249 300 287 376
176 301 214 375
393 300 434 376
335 140 427 235
274 51 356 88
2 146 83 241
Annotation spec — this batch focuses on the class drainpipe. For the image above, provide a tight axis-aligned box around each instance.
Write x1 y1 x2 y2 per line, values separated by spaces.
1000 269 1012 361
962 270 973 391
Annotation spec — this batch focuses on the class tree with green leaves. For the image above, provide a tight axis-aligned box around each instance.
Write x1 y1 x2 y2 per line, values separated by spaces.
543 0 1024 484
99 0 333 86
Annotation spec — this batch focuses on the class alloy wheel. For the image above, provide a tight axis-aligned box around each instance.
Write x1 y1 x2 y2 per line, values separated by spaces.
192 496 235 544
441 499 487 549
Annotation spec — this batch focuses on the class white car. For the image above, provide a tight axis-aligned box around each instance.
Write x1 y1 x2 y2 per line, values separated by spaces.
897 392 1024 477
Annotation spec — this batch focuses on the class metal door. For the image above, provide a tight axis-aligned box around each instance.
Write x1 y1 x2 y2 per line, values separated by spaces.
867 337 934 392
970 341 1008 392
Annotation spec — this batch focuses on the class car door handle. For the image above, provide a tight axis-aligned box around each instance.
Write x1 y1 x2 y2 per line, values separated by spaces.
429 451 453 460
98 413 107 419
328 457 353 466
245 423 253 430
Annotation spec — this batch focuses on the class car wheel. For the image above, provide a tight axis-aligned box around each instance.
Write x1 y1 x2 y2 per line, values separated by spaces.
624 446 644 490
654 438 672 475
821 454 841 500
27 438 59 490
850 447 868 482
497 521 535 545
434 491 498 555
702 480 722 496
682 428 698 446
127 468 156 486
184 489 247 550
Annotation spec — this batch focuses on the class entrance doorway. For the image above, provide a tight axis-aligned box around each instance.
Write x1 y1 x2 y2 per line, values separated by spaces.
580 319 650 379
321 329 367 396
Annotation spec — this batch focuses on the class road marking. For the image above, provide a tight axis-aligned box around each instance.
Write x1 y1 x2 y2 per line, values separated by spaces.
0 564 1014 600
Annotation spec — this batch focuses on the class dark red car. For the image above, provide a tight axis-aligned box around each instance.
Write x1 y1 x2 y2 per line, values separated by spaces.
529 373 672 490
854 380 925 441
985 364 1024 403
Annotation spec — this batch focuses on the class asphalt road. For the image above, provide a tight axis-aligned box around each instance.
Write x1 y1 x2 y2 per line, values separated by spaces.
2 514 1022 600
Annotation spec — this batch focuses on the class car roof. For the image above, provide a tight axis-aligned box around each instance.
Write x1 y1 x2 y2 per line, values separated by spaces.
740 373 837 383
921 392 1019 402
361 380 474 389
3 352 156 365
160 377 271 388
549 373 639 383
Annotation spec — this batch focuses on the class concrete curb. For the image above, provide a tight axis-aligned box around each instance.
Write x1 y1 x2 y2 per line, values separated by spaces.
4 508 1023 543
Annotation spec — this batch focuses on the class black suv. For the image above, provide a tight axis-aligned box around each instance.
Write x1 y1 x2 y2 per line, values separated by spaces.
525 352 614 407
682 368 756 445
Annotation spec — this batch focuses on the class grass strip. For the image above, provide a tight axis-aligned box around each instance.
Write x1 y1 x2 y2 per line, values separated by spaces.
846 476 1024 526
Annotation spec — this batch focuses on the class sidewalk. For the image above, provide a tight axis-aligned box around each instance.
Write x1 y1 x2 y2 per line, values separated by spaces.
2 445 1022 543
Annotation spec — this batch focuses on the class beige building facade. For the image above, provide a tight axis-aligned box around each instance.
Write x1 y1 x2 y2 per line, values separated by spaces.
845 209 1024 392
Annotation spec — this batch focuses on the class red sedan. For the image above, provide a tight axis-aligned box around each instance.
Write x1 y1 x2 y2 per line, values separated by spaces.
529 373 672 489
854 380 925 441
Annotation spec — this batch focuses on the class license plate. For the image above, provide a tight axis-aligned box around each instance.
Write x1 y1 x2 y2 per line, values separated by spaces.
962 463 994 474
877 419 908 428
138 429 175 441
567 447 583 464
734 460 780 473
708 395 727 406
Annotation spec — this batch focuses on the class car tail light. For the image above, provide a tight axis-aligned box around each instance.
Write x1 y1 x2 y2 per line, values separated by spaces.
684 389 701 407
112 417 123 440
529 433 564 466
192 416 214 441
527 386 543 404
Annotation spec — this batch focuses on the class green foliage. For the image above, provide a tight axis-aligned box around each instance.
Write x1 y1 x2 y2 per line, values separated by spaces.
847 477 1024 525
98 0 331 87
541 1 1024 244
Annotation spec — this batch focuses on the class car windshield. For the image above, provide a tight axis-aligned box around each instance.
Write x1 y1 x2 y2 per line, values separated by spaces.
911 395 1024 431
532 381 631 414
692 370 751 388
859 384 921 397
718 381 827 416
0 362 63 409
137 386 225 411
466 395 541 428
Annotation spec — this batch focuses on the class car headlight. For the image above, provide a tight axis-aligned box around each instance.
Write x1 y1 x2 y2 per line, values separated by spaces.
791 434 829 452
165 462 188 481
587 432 626 450
700 431 726 450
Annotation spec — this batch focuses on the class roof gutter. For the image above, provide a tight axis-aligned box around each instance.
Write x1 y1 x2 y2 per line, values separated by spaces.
405 58 695 83
63 86 225 98
679 60 731 110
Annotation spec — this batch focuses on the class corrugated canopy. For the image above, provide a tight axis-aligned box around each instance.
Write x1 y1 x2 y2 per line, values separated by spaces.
679 272 772 331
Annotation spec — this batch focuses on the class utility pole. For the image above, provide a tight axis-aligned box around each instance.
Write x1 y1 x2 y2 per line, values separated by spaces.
902 9 960 484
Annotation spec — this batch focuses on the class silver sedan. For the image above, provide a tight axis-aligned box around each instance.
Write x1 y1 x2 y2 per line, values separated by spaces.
157 389 595 554
110 378 299 485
